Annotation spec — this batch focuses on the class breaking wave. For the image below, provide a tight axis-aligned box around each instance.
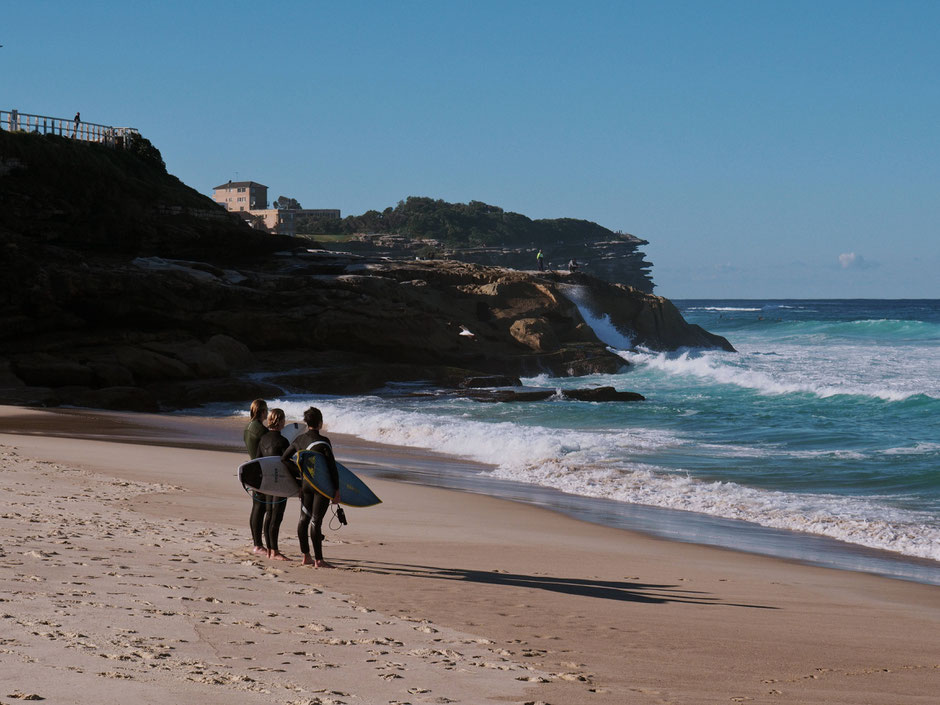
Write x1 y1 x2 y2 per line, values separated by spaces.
262 396 940 562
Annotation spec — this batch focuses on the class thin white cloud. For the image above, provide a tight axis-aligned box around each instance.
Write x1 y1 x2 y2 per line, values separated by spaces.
838 252 876 270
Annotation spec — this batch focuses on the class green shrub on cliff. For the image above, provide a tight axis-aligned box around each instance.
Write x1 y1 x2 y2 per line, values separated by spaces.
125 133 166 171
296 196 635 247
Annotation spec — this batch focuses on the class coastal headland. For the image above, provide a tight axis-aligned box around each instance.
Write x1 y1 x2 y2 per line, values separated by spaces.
0 129 731 411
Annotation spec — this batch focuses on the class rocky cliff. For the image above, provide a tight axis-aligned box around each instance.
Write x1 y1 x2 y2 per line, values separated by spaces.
0 130 733 412
316 231 655 293
298 196 656 292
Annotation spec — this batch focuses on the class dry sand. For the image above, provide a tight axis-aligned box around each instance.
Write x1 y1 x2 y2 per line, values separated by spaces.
0 406 937 705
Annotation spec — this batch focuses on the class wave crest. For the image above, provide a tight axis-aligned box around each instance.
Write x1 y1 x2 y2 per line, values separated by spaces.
619 349 934 402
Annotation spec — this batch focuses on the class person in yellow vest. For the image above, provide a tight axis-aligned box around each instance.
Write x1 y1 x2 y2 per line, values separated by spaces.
536 248 545 271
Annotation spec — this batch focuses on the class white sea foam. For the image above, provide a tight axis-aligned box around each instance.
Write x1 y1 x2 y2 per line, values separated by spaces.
523 373 553 387
274 397 678 469
881 442 940 456
696 442 870 461
263 396 940 562
489 462 940 562
618 348 928 402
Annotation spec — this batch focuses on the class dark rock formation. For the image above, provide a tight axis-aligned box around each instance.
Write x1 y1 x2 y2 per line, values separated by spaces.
561 387 645 402
0 129 733 412
316 231 655 292
459 375 522 388
457 386 645 403
548 272 736 352
0 250 732 410
460 389 557 403
0 130 294 261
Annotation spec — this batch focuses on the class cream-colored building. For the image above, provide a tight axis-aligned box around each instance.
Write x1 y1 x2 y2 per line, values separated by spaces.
250 208 341 235
213 181 268 211
213 180 340 235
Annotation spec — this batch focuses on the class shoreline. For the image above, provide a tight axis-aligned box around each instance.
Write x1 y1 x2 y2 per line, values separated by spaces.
1 405 939 703
3 405 938 586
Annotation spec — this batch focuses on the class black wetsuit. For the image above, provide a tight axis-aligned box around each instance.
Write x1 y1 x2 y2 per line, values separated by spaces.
281 429 339 561
243 418 268 548
257 429 290 553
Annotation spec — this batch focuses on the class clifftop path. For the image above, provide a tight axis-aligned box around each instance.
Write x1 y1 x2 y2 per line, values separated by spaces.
0 130 732 411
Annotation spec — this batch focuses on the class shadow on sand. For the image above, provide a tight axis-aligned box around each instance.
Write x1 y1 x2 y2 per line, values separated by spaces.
337 559 777 609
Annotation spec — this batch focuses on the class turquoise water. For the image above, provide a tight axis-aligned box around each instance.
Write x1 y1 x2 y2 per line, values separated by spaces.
241 299 939 575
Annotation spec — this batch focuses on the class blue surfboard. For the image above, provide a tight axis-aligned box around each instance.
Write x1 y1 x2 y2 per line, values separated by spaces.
294 450 382 508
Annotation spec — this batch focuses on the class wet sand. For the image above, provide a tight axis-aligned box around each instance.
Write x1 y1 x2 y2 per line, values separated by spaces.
1 405 938 704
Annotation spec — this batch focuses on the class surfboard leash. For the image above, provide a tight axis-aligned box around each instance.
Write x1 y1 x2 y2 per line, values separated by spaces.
240 480 289 505
328 504 348 530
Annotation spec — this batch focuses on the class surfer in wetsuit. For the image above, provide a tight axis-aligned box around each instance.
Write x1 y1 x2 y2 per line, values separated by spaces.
280 406 341 568
256 408 291 561
243 398 269 556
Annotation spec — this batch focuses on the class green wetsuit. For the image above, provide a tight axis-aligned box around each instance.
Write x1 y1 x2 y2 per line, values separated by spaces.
244 418 268 548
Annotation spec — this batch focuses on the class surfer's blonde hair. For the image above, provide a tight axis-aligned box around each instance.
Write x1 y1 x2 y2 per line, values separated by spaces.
267 408 285 427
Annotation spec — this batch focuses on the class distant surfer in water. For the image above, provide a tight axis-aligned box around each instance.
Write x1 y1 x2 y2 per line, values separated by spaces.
256 408 291 561
281 406 341 567
243 398 269 556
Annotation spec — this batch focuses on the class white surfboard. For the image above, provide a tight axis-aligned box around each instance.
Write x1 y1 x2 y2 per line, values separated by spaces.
282 422 304 444
238 456 300 498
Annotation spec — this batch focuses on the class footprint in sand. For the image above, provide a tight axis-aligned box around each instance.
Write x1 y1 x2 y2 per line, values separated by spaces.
302 623 333 633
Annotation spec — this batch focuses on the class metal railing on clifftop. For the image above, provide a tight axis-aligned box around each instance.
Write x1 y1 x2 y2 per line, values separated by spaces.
0 109 140 147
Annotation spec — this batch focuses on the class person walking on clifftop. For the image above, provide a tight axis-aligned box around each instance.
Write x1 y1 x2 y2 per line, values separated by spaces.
536 248 545 271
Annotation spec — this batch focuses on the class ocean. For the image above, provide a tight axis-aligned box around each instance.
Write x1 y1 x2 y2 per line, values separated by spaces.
231 299 940 584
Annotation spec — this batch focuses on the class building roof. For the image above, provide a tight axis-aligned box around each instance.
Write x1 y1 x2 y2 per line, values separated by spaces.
212 180 268 190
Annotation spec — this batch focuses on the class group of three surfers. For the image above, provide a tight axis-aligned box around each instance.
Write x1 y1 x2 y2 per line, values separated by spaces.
243 399 341 567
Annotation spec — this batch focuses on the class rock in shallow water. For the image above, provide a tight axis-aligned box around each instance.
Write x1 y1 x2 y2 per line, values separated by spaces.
446 386 645 403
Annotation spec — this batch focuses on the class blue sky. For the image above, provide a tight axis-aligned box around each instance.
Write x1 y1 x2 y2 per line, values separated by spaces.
3 1 938 298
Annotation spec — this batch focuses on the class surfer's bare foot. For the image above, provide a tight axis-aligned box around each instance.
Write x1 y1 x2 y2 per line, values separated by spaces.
271 551 291 561
314 559 335 568
252 545 266 555
301 553 314 565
